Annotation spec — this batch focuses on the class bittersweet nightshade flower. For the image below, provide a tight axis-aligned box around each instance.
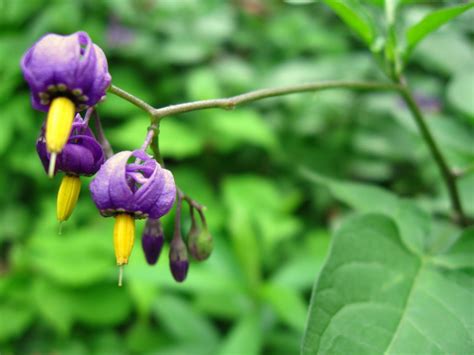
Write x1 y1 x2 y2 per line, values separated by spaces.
37 114 105 224
37 115 105 177
21 31 111 176
142 218 165 265
89 150 176 285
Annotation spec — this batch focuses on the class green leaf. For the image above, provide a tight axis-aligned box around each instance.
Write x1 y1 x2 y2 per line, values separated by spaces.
32 278 74 335
218 313 262 355
27 225 113 286
109 115 205 159
205 109 278 152
160 119 206 158
302 214 474 354
73 284 132 326
405 3 474 57
152 295 219 347
260 283 307 332
0 301 34 342
300 168 430 254
324 0 376 47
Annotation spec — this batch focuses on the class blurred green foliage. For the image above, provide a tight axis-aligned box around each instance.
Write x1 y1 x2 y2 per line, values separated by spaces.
0 0 473 354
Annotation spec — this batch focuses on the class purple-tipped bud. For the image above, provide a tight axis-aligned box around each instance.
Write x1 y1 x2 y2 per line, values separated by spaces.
141 218 164 265
188 226 213 261
169 235 189 282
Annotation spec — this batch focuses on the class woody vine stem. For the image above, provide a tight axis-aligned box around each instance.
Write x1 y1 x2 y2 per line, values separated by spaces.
108 80 468 226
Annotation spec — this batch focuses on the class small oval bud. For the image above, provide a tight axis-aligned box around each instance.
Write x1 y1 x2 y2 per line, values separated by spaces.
188 227 213 261
141 218 164 265
169 236 189 282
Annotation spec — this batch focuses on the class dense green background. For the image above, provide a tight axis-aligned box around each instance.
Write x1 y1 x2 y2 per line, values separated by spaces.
0 0 473 354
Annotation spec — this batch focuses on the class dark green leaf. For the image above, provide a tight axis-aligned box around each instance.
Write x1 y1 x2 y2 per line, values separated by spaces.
324 0 376 47
405 3 474 57
302 214 474 354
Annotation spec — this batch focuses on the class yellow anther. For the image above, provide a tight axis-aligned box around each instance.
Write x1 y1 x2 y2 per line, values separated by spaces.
56 175 81 222
46 97 75 176
113 213 135 266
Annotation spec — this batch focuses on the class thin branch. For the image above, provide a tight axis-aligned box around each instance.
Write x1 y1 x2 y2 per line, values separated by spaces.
109 81 401 121
399 86 467 226
151 81 401 120
108 84 156 116
108 79 469 226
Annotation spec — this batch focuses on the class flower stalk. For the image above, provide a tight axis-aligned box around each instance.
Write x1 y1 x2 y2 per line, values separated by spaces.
110 79 468 226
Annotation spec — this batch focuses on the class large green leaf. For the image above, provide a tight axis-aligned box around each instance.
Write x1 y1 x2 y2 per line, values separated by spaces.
302 215 474 354
323 0 377 47
300 169 431 254
405 3 474 58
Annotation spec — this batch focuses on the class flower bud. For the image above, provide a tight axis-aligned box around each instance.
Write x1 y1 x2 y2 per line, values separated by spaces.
169 235 189 282
141 218 164 265
188 226 213 261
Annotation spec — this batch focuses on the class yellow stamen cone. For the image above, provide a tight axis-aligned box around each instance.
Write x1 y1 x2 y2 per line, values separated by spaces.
46 97 75 177
113 213 135 267
57 175 81 223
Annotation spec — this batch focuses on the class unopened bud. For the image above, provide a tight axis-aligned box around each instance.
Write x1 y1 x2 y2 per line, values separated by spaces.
141 218 164 265
169 235 188 282
188 226 213 261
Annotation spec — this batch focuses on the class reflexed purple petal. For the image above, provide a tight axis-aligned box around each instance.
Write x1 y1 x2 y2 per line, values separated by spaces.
20 31 111 112
147 169 177 219
36 117 105 177
90 150 177 218
58 135 104 176
90 151 132 212
107 153 135 211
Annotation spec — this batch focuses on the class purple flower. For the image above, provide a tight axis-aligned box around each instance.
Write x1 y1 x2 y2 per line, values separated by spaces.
21 31 111 112
142 218 165 265
36 115 105 176
89 150 176 219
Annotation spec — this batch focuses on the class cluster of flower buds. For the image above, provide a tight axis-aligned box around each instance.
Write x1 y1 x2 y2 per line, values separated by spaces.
21 31 213 286
164 192 213 282
139 191 214 283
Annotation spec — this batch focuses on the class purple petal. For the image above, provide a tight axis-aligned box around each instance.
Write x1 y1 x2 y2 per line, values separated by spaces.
21 31 111 112
147 169 177 219
90 151 132 212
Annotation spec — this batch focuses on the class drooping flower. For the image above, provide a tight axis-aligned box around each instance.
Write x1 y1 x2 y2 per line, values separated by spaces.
36 115 105 177
141 218 165 265
36 114 105 223
89 150 176 283
21 31 111 176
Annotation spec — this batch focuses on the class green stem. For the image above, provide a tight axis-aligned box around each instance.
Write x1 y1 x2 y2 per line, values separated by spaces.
399 86 467 226
108 79 468 225
109 81 400 121
108 85 155 115
149 122 164 166
150 81 400 121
